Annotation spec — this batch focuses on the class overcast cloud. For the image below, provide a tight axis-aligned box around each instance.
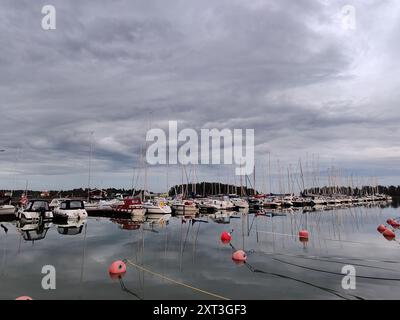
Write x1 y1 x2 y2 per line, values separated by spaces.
0 0 399 192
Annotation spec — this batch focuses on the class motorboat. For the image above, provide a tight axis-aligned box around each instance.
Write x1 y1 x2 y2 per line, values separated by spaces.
261 197 281 208
16 200 53 221
99 198 124 210
201 198 235 210
172 199 198 213
0 204 15 215
114 197 146 217
230 197 249 209
281 196 294 207
53 199 88 220
311 197 327 206
143 199 172 214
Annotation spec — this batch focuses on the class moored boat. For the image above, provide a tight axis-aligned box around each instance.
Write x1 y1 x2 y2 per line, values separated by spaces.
53 199 88 220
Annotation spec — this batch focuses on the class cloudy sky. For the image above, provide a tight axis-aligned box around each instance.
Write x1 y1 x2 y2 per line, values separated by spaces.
0 0 399 192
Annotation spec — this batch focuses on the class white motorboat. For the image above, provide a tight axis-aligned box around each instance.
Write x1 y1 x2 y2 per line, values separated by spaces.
144 199 172 214
311 197 327 206
230 197 249 209
261 197 281 208
202 198 235 210
172 199 198 213
100 198 124 210
0 204 15 215
16 200 53 221
53 199 88 220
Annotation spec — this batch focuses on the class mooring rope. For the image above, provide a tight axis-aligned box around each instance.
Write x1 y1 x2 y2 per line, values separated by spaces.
256 230 399 246
124 259 230 300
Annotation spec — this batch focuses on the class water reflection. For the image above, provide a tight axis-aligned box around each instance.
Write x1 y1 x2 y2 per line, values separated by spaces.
56 220 86 236
16 221 52 242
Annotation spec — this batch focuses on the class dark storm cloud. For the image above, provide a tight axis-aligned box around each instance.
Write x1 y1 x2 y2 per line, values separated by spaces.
0 0 399 191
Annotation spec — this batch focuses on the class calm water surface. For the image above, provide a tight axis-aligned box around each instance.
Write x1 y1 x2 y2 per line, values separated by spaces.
1 204 399 300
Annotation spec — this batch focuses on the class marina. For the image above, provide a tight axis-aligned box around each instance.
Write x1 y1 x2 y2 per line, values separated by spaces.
0 191 398 300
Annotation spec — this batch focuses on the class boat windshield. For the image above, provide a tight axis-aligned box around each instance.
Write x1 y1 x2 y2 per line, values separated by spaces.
69 201 84 209
28 201 49 211
60 200 84 210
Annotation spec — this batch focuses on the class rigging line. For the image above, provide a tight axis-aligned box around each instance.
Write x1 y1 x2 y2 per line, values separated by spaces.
273 257 400 281
124 259 229 300
243 261 361 300
181 220 192 254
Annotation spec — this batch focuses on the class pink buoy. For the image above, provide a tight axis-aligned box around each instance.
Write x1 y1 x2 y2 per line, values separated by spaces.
15 296 33 300
377 224 387 233
108 260 126 276
232 250 247 262
387 218 395 226
392 220 400 228
221 231 232 244
299 230 309 240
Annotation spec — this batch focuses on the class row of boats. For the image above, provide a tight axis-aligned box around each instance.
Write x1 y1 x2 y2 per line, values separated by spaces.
0 193 393 222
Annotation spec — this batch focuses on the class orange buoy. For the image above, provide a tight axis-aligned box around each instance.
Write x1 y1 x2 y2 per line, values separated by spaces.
382 229 396 241
108 260 126 276
15 296 33 300
377 224 387 233
221 231 232 244
232 250 247 262
387 218 395 226
299 230 309 240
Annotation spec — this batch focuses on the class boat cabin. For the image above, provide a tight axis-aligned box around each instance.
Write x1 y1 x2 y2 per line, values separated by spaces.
59 200 85 210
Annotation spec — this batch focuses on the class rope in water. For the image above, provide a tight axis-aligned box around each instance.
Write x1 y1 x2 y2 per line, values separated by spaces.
124 259 230 300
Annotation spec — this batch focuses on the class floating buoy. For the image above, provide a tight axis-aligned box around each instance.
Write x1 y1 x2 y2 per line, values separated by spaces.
392 220 400 228
387 218 395 226
221 231 232 244
383 229 396 241
377 224 387 233
108 260 126 277
232 250 247 262
299 230 309 240
15 296 33 300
